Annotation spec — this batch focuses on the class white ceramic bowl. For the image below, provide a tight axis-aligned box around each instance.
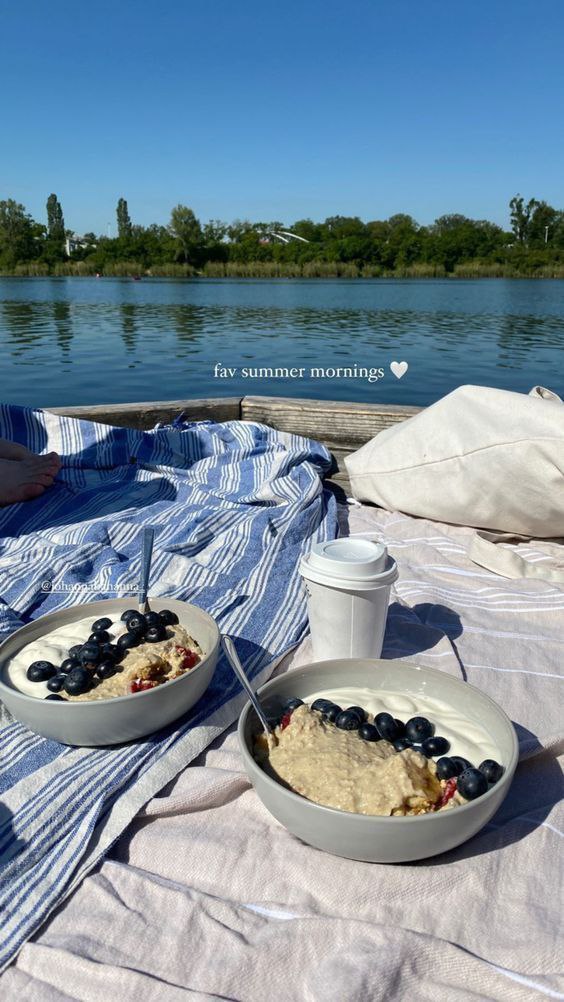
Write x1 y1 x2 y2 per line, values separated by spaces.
0 597 220 746
238 658 519 863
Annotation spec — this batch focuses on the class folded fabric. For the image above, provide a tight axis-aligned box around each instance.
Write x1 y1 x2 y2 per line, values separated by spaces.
0 405 337 972
345 384 564 537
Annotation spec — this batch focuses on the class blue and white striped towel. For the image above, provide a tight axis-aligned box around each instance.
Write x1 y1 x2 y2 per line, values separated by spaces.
0 404 337 971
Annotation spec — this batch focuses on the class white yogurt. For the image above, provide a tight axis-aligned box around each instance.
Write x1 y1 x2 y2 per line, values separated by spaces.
306 686 499 765
5 615 131 698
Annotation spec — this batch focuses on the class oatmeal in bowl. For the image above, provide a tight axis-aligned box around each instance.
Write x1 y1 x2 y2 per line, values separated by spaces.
0 598 220 745
238 659 518 863
5 608 204 702
254 698 500 818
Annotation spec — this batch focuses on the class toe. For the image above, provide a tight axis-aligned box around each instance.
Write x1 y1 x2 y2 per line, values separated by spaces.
22 483 46 500
35 473 55 487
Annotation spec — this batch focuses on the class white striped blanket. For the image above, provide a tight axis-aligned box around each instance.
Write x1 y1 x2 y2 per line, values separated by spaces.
0 405 337 971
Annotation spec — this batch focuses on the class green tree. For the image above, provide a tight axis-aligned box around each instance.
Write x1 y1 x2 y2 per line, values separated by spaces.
202 219 228 244
226 218 255 242
292 218 324 242
527 201 559 247
169 205 202 263
46 193 65 241
323 215 367 238
509 195 538 244
0 199 36 266
116 197 132 239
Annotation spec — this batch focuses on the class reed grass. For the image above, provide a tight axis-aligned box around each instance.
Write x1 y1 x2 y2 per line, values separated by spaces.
52 261 100 276
148 263 197 277
453 261 515 278
387 263 446 278
9 262 50 276
3 259 564 280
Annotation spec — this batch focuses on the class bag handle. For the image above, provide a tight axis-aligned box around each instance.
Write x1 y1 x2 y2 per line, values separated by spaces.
528 385 563 403
468 386 564 579
469 531 564 581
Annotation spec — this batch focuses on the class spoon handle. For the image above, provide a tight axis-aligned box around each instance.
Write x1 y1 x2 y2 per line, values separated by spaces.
138 526 155 613
221 635 274 737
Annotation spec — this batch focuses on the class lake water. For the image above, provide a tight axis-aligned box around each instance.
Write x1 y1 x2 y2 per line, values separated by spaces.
1 277 563 408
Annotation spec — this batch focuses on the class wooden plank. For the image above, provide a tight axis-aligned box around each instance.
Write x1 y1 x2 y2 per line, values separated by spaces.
327 446 353 494
45 397 243 430
241 395 420 450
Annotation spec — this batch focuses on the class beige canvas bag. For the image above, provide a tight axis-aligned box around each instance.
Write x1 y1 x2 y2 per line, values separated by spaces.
345 385 564 580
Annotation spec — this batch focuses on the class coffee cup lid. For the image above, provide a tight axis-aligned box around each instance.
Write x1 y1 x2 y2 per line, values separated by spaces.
300 537 397 587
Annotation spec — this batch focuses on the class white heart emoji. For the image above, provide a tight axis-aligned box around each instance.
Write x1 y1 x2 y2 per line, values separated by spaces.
390 360 408 379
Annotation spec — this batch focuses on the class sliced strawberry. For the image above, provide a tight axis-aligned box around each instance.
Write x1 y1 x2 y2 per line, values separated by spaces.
279 712 292 730
438 777 457 808
174 646 199 671
130 679 158 694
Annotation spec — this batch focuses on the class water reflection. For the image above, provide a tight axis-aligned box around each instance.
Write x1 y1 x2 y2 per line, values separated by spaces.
1 302 47 353
53 300 73 355
119 303 138 352
169 305 205 349
1 278 563 407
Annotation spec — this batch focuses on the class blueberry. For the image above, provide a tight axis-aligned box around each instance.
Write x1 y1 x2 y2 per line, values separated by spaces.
45 693 65 701
323 704 342 723
100 642 123 662
144 612 162 629
359 723 380 742
159 609 179 626
26 661 57 682
145 625 166 643
60 658 79 674
436 757 459 780
116 634 139 654
374 712 400 742
47 673 66 692
478 759 504 785
311 698 337 714
89 630 110 645
405 717 434 743
68 666 89 681
91 617 112 633
96 660 119 680
64 670 92 696
421 735 450 758
120 609 138 622
450 756 473 776
346 705 367 722
394 719 406 737
335 710 362 730
393 737 413 752
68 644 84 659
282 697 304 712
457 768 488 801
79 644 100 667
126 613 147 636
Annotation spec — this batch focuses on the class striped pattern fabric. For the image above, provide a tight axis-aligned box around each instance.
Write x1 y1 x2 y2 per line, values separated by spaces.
0 404 337 971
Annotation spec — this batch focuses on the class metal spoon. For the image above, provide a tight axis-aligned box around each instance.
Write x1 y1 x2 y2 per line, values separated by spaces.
138 526 155 614
221 634 277 745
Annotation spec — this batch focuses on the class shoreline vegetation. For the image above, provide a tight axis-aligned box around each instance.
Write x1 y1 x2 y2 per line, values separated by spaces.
5 261 564 279
2 193 564 279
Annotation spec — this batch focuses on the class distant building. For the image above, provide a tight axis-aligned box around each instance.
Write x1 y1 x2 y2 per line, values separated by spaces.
65 234 95 255
262 231 310 245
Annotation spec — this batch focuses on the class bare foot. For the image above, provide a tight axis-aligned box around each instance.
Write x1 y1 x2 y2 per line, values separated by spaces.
0 438 61 473
0 456 60 505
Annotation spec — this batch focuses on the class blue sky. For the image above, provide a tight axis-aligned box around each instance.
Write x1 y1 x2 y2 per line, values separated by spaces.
2 0 563 234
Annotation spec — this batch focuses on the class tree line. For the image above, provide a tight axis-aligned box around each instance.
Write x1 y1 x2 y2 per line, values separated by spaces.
1 193 563 278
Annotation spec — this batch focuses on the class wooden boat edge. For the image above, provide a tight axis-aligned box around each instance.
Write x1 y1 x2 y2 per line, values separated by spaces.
44 394 421 496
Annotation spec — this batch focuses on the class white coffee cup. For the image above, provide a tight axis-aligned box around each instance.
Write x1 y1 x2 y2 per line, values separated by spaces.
299 537 398 661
